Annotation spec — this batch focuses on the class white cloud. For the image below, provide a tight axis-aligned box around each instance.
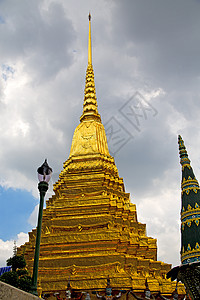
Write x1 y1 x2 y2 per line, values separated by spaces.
0 232 29 267
28 204 39 228
135 168 182 267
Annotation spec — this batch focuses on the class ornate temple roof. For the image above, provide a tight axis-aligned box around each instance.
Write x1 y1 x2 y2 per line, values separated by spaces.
178 135 200 264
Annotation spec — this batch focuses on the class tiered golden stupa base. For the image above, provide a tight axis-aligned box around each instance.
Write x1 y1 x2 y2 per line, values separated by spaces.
18 151 185 297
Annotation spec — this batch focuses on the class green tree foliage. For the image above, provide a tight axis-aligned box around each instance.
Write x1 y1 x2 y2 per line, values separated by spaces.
0 271 18 287
18 274 32 292
6 254 26 272
0 254 32 292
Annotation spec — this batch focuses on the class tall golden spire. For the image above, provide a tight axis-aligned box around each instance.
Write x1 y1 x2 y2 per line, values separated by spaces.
80 13 101 123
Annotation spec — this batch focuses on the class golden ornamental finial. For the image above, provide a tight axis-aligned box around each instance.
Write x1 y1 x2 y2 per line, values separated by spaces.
80 14 101 123
88 12 92 65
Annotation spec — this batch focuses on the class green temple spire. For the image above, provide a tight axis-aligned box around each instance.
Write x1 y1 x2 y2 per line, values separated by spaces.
178 135 200 264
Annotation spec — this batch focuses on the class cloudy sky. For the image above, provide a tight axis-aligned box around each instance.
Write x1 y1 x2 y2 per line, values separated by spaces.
0 0 200 269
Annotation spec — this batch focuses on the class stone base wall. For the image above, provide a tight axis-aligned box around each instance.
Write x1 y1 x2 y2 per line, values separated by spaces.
0 281 39 300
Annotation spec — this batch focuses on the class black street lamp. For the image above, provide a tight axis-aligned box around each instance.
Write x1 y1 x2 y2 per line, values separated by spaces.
30 159 53 296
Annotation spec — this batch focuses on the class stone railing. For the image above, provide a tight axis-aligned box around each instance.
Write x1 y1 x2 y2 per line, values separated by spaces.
0 281 40 300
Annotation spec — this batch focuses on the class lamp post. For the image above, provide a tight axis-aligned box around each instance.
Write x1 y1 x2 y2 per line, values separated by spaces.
30 159 53 296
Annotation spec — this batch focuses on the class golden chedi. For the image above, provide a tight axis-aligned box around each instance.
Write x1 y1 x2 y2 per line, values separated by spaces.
18 14 185 298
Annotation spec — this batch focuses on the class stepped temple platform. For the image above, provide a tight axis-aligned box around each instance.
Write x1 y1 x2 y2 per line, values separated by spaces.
18 15 185 298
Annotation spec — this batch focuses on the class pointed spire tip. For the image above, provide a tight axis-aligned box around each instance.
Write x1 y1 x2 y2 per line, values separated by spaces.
88 12 92 65
178 135 190 167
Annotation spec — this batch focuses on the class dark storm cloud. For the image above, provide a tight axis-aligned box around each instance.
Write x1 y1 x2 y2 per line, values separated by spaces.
109 99 178 197
112 0 200 86
0 0 76 81
91 0 200 201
